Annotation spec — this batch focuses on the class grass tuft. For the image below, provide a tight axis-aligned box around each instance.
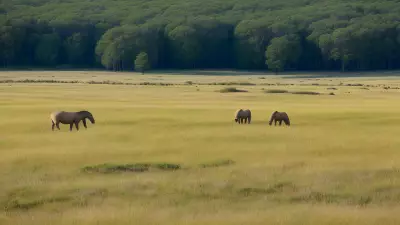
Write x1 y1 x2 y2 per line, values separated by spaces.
199 159 235 168
82 163 182 173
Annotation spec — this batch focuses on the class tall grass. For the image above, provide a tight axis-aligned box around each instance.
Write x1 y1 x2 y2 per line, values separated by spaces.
1 71 400 224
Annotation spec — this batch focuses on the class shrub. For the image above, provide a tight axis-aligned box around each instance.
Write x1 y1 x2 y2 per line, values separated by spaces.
264 89 289 93
291 91 320 95
218 87 248 93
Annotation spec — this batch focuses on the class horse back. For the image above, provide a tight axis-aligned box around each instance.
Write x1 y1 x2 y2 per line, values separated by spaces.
51 111 77 123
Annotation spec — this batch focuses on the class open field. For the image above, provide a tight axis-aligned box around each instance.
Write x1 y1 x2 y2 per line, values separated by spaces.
2 71 400 224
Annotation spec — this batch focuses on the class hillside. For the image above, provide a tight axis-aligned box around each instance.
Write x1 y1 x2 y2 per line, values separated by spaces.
1 0 400 72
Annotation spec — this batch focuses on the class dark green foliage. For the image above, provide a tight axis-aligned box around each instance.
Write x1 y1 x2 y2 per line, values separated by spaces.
34 33 61 66
266 35 302 73
2 0 400 71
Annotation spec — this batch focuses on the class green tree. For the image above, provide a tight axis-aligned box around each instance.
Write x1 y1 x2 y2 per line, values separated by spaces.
134 52 150 74
265 35 301 73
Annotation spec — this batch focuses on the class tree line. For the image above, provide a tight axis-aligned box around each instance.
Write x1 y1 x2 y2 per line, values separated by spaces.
2 0 400 72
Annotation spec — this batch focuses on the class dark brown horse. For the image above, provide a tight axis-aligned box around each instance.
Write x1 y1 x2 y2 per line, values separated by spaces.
50 110 95 131
269 111 290 126
234 109 252 124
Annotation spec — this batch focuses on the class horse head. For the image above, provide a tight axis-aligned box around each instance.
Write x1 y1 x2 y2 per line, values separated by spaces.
269 111 278 125
79 111 95 124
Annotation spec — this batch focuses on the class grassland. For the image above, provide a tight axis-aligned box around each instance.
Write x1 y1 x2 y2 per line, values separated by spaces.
1 70 400 224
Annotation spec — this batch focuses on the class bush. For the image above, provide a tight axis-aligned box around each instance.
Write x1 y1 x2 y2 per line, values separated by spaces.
218 87 248 93
291 91 320 95
185 81 193 85
264 89 289 93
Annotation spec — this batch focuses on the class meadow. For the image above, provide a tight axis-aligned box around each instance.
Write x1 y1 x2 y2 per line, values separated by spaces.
1 70 400 224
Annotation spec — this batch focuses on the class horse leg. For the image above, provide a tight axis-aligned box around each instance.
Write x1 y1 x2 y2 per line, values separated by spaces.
75 121 79 131
69 123 73 131
56 122 60 130
279 120 282 126
274 120 277 126
82 119 87 129
244 118 247 124
52 121 55 131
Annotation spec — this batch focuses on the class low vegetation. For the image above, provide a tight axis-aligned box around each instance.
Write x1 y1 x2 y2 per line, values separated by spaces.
291 91 320 95
218 87 248 93
264 89 321 95
82 163 182 173
198 159 235 168
264 89 289 94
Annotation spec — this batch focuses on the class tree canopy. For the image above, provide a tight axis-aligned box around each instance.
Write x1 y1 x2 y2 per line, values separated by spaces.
2 0 400 72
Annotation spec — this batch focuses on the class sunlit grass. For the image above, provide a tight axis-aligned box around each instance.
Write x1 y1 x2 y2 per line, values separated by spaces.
1 71 400 224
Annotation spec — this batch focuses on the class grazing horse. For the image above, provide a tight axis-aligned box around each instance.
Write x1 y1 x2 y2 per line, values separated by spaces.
50 111 95 131
234 109 252 124
269 111 290 126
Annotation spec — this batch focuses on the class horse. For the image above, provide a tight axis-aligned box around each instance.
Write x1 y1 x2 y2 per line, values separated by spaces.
269 111 290 126
50 110 95 131
234 109 252 124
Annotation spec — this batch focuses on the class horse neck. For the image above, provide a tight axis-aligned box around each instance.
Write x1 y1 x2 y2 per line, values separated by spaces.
269 112 278 122
77 112 90 120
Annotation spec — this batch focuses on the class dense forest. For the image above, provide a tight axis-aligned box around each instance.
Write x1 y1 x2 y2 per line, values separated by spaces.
1 0 400 72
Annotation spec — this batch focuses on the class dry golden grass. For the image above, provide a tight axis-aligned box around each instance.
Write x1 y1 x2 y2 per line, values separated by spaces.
1 70 400 224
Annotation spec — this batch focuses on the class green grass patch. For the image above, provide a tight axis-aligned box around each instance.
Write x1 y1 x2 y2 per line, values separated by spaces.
198 159 235 168
82 163 182 173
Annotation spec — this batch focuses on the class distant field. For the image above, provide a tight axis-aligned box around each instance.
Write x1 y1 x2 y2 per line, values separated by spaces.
1 71 400 225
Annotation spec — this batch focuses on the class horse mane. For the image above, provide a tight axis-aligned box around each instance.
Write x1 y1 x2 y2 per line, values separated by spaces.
77 110 91 115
